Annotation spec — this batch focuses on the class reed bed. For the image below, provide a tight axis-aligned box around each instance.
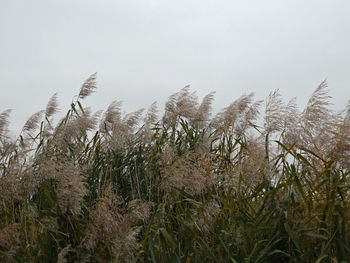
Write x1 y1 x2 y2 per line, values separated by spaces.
0 74 349 262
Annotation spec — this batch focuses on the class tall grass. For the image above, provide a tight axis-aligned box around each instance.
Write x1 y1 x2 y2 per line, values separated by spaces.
0 74 349 262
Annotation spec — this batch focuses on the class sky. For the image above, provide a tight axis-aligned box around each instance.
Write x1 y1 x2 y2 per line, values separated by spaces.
1 0 350 133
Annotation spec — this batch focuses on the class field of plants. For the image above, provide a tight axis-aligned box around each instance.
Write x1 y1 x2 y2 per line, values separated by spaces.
0 74 349 262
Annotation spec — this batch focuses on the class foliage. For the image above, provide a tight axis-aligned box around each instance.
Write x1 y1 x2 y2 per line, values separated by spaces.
0 75 349 262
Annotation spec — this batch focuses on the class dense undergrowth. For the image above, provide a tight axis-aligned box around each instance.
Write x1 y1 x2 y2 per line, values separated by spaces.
0 74 349 262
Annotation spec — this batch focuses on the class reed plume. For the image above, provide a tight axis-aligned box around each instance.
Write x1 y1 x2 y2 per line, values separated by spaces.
0 75 349 262
0 109 11 137
78 72 97 100
45 93 59 119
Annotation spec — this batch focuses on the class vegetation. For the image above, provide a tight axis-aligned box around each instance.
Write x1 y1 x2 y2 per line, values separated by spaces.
0 74 349 262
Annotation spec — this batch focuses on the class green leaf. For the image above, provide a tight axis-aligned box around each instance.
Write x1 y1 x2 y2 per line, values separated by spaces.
284 222 301 251
159 228 176 248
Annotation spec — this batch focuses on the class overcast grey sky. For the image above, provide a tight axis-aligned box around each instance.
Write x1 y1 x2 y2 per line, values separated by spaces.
1 0 350 132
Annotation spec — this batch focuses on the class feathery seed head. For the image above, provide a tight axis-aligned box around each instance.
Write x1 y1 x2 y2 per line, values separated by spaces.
45 93 59 118
22 110 44 135
264 89 284 134
78 72 97 100
0 109 11 136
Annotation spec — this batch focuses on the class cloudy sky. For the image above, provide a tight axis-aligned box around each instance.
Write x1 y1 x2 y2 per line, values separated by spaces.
1 0 350 132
